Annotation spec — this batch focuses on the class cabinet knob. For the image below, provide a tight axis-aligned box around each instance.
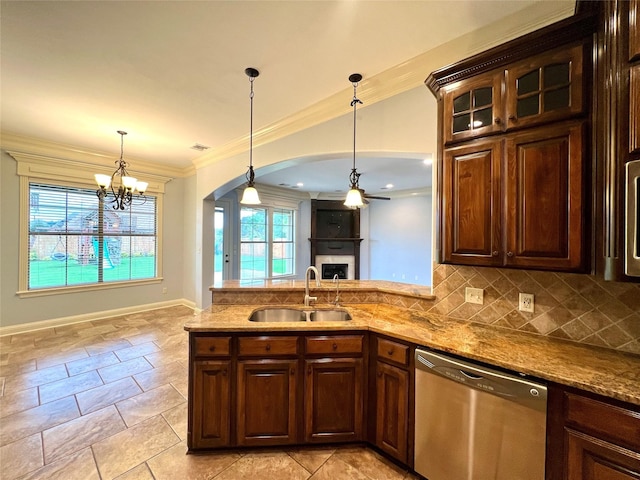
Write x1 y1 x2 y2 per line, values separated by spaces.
492 251 499 257
387 349 394 356
507 251 514 257
209 346 216 352
291 369 295 376
265 344 271 351
509 115 517 122
494 117 502 125
307 366 312 375
378 371 383 378
222 369 227 376
332 343 338 350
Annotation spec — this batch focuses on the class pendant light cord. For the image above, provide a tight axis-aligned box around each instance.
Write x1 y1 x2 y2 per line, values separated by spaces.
351 80 362 172
249 75 255 171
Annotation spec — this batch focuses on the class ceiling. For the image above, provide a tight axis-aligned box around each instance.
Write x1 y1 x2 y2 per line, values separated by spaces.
1 0 574 195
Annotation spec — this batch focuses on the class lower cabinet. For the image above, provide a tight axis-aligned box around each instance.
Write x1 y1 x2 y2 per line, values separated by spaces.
236 359 298 446
547 383 640 480
304 358 363 443
191 360 231 449
371 335 413 465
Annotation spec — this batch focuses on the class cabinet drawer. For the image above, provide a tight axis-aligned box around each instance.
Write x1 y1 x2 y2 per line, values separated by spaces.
565 392 640 450
238 336 298 356
305 335 363 355
194 336 231 357
377 338 409 367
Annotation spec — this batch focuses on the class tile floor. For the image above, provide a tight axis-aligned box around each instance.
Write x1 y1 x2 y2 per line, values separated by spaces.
0 306 418 480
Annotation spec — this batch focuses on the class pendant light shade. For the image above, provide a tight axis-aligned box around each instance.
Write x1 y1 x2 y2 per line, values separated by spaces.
240 67 261 205
344 73 364 208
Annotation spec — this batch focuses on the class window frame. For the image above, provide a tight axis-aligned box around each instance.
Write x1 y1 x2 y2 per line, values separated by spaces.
13 152 168 298
239 203 296 282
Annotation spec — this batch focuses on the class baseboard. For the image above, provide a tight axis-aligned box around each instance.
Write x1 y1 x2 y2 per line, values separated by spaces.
0 298 198 337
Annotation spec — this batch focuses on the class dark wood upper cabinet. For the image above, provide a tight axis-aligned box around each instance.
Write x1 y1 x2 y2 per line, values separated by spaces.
429 13 593 273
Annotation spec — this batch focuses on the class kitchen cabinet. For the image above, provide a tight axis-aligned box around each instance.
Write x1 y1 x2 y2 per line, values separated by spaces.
236 336 299 446
304 334 365 443
430 14 592 273
443 71 504 143
442 121 585 269
190 336 232 449
547 384 640 480
188 332 366 450
371 336 413 465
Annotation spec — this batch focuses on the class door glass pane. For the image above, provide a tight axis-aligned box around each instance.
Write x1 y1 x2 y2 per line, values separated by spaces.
544 63 569 88
214 207 224 285
473 108 492 129
453 92 470 113
544 87 570 111
517 95 540 118
473 87 492 108
517 70 539 95
453 113 471 133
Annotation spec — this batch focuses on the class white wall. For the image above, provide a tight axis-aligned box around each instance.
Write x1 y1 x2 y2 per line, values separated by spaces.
368 193 432 286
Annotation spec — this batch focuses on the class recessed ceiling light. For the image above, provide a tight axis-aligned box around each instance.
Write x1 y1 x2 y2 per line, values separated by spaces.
385 183 394 189
296 182 304 187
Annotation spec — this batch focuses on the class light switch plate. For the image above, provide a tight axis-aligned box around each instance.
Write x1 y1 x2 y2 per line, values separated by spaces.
519 293 535 313
465 287 484 305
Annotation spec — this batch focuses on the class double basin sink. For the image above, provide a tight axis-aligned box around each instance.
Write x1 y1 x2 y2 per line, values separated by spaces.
249 307 352 322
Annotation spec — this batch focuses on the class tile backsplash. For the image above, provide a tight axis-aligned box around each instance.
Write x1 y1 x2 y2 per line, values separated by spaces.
428 264 640 355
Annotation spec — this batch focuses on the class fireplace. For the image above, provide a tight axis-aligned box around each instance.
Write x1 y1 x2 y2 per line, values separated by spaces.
315 255 355 280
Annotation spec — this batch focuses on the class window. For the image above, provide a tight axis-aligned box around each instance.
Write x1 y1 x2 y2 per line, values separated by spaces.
240 206 295 281
27 183 158 290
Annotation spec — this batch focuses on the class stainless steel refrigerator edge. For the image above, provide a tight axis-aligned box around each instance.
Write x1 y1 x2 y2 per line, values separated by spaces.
414 349 548 480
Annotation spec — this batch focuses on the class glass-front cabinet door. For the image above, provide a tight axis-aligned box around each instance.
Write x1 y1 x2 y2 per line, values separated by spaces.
504 44 584 130
442 71 504 143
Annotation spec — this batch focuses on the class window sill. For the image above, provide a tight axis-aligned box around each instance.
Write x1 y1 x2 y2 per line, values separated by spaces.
17 277 164 298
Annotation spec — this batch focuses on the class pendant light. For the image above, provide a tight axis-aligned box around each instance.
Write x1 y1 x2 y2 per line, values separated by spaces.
95 131 148 210
240 67 261 205
344 73 364 208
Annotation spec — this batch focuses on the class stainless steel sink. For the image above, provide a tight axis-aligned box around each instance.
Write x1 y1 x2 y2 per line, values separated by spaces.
248 308 306 322
309 309 352 321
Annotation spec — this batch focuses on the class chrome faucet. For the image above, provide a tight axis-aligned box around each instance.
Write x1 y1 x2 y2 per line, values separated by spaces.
304 266 321 306
332 273 340 305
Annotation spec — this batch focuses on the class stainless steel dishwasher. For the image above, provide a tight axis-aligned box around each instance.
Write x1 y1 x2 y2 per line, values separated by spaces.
414 348 547 480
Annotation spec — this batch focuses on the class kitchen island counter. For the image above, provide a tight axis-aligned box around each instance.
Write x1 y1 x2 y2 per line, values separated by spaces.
185 300 640 406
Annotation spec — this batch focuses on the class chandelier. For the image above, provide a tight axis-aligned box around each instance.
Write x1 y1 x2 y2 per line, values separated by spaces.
344 73 364 208
95 131 148 210
240 67 261 205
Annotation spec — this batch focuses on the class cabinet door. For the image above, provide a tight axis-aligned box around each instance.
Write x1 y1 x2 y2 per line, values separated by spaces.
630 0 640 61
442 71 504 143
631 65 640 154
504 122 585 270
375 361 409 464
236 359 297 446
191 360 231 449
304 358 363 443
566 429 640 480
442 140 503 266
505 45 584 130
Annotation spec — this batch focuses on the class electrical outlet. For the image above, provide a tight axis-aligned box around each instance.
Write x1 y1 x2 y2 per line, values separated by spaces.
162 287 168 294
519 293 534 313
465 287 484 305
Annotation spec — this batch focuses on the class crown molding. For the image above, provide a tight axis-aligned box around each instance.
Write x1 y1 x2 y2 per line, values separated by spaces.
1 131 193 178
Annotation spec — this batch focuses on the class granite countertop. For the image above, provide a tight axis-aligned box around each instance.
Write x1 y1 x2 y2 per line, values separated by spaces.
185 301 640 406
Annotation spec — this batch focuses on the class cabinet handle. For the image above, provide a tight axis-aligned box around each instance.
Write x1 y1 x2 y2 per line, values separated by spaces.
332 343 338 350
307 366 312 375
492 251 499 256
507 251 514 257
222 369 227 376
494 117 501 125
508 115 517 122
209 346 216 352
291 369 295 375
265 344 271 351
378 371 383 378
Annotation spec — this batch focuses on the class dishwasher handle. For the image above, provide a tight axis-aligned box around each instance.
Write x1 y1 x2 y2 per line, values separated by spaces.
416 349 547 412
